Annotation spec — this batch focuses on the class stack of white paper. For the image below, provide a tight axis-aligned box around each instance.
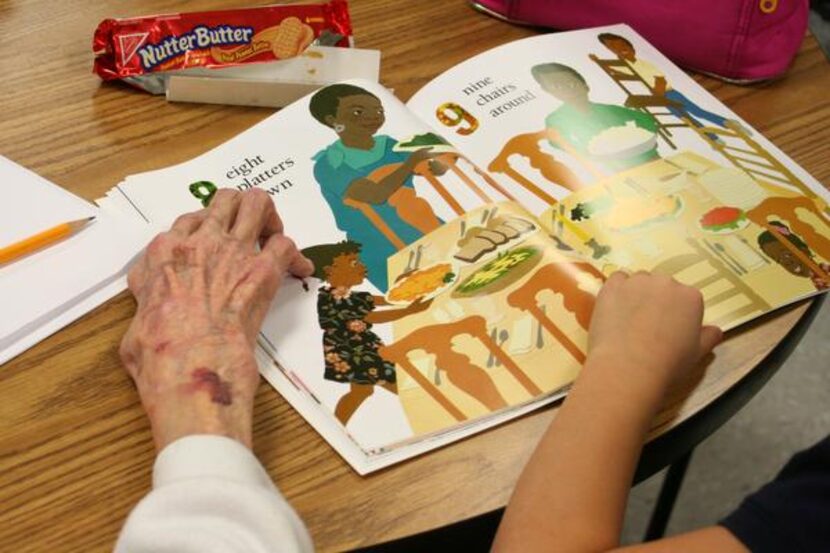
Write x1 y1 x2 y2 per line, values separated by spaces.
0 156 151 364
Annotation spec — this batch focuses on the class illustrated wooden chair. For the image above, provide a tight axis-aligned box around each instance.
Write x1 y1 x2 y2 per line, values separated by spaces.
343 154 512 250
412 153 514 216
378 315 541 422
342 197 406 250
506 262 606 365
591 52 828 214
589 54 688 149
487 129 602 205
687 120 826 211
746 196 830 265
652 238 772 327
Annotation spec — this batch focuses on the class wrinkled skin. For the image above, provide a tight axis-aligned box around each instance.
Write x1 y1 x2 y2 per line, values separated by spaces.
120 188 313 450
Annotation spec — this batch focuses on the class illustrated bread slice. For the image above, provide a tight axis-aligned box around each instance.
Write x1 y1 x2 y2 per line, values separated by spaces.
476 229 508 245
454 228 498 263
454 237 497 262
488 221 520 239
501 217 536 234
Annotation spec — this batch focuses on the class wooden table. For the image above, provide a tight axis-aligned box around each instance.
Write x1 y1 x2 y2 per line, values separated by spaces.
1 1 827 551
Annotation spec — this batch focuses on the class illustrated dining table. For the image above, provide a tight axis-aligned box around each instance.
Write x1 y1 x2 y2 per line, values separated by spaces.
1 1 828 551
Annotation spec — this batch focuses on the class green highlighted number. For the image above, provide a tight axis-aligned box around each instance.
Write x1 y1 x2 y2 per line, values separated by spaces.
189 181 217 207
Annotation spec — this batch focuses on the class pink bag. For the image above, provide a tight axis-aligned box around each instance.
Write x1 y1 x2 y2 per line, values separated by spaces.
470 0 809 82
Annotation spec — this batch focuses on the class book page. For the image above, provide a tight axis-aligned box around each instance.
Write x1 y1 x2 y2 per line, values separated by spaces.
380 201 599 442
539 151 830 330
115 80 602 469
406 26 830 207
119 80 496 236
407 25 830 329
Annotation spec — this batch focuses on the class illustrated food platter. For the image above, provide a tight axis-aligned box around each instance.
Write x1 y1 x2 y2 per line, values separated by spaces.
452 245 543 297
392 132 457 154
454 215 537 263
571 193 684 233
385 210 545 305
385 262 457 305
698 206 749 235
587 123 657 161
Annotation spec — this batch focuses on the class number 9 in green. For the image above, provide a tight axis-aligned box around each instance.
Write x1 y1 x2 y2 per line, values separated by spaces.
189 181 217 207
435 102 479 136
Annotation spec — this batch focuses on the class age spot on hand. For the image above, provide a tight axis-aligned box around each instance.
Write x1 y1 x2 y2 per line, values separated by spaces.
190 367 233 405
171 245 196 269
154 341 170 354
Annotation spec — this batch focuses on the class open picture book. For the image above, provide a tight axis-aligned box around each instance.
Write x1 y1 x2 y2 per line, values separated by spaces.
99 25 830 474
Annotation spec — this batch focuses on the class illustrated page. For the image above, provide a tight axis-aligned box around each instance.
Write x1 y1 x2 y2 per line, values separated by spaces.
406 25 829 212
380 201 601 440
407 25 830 328
537 151 830 330
115 79 583 457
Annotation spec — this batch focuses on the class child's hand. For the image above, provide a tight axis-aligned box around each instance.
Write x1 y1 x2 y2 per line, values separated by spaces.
586 271 722 398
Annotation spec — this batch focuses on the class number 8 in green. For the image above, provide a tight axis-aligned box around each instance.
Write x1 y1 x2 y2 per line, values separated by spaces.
189 181 217 207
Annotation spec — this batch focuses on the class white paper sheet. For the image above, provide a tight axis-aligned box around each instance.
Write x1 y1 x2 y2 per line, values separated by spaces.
0 156 95 244
0 156 151 364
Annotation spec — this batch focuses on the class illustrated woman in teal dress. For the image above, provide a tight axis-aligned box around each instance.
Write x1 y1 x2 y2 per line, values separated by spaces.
309 84 443 292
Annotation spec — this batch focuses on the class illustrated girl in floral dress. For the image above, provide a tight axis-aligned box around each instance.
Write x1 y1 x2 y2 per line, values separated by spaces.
302 241 430 426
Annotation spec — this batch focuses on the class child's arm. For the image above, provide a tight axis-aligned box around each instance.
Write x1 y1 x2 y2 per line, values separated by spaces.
492 272 741 553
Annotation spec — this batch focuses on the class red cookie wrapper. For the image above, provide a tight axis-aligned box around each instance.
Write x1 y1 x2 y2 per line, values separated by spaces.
93 0 352 90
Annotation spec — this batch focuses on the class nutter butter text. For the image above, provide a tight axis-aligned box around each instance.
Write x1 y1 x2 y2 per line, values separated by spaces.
137 25 254 69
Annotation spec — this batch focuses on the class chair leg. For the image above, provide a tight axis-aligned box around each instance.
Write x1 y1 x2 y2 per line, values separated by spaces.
643 449 693 541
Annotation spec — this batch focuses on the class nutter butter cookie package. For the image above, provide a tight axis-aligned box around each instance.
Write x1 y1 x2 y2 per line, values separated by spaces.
93 0 352 92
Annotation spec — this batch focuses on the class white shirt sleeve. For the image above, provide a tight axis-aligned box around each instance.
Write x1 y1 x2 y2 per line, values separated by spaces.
116 435 313 553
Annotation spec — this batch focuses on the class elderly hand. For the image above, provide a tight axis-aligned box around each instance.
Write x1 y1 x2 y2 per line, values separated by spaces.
120 189 314 451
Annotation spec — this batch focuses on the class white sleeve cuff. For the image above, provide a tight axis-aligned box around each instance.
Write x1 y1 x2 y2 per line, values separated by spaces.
116 435 313 553
153 435 277 491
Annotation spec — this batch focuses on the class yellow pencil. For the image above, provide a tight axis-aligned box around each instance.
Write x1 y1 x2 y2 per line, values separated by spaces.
0 217 95 265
